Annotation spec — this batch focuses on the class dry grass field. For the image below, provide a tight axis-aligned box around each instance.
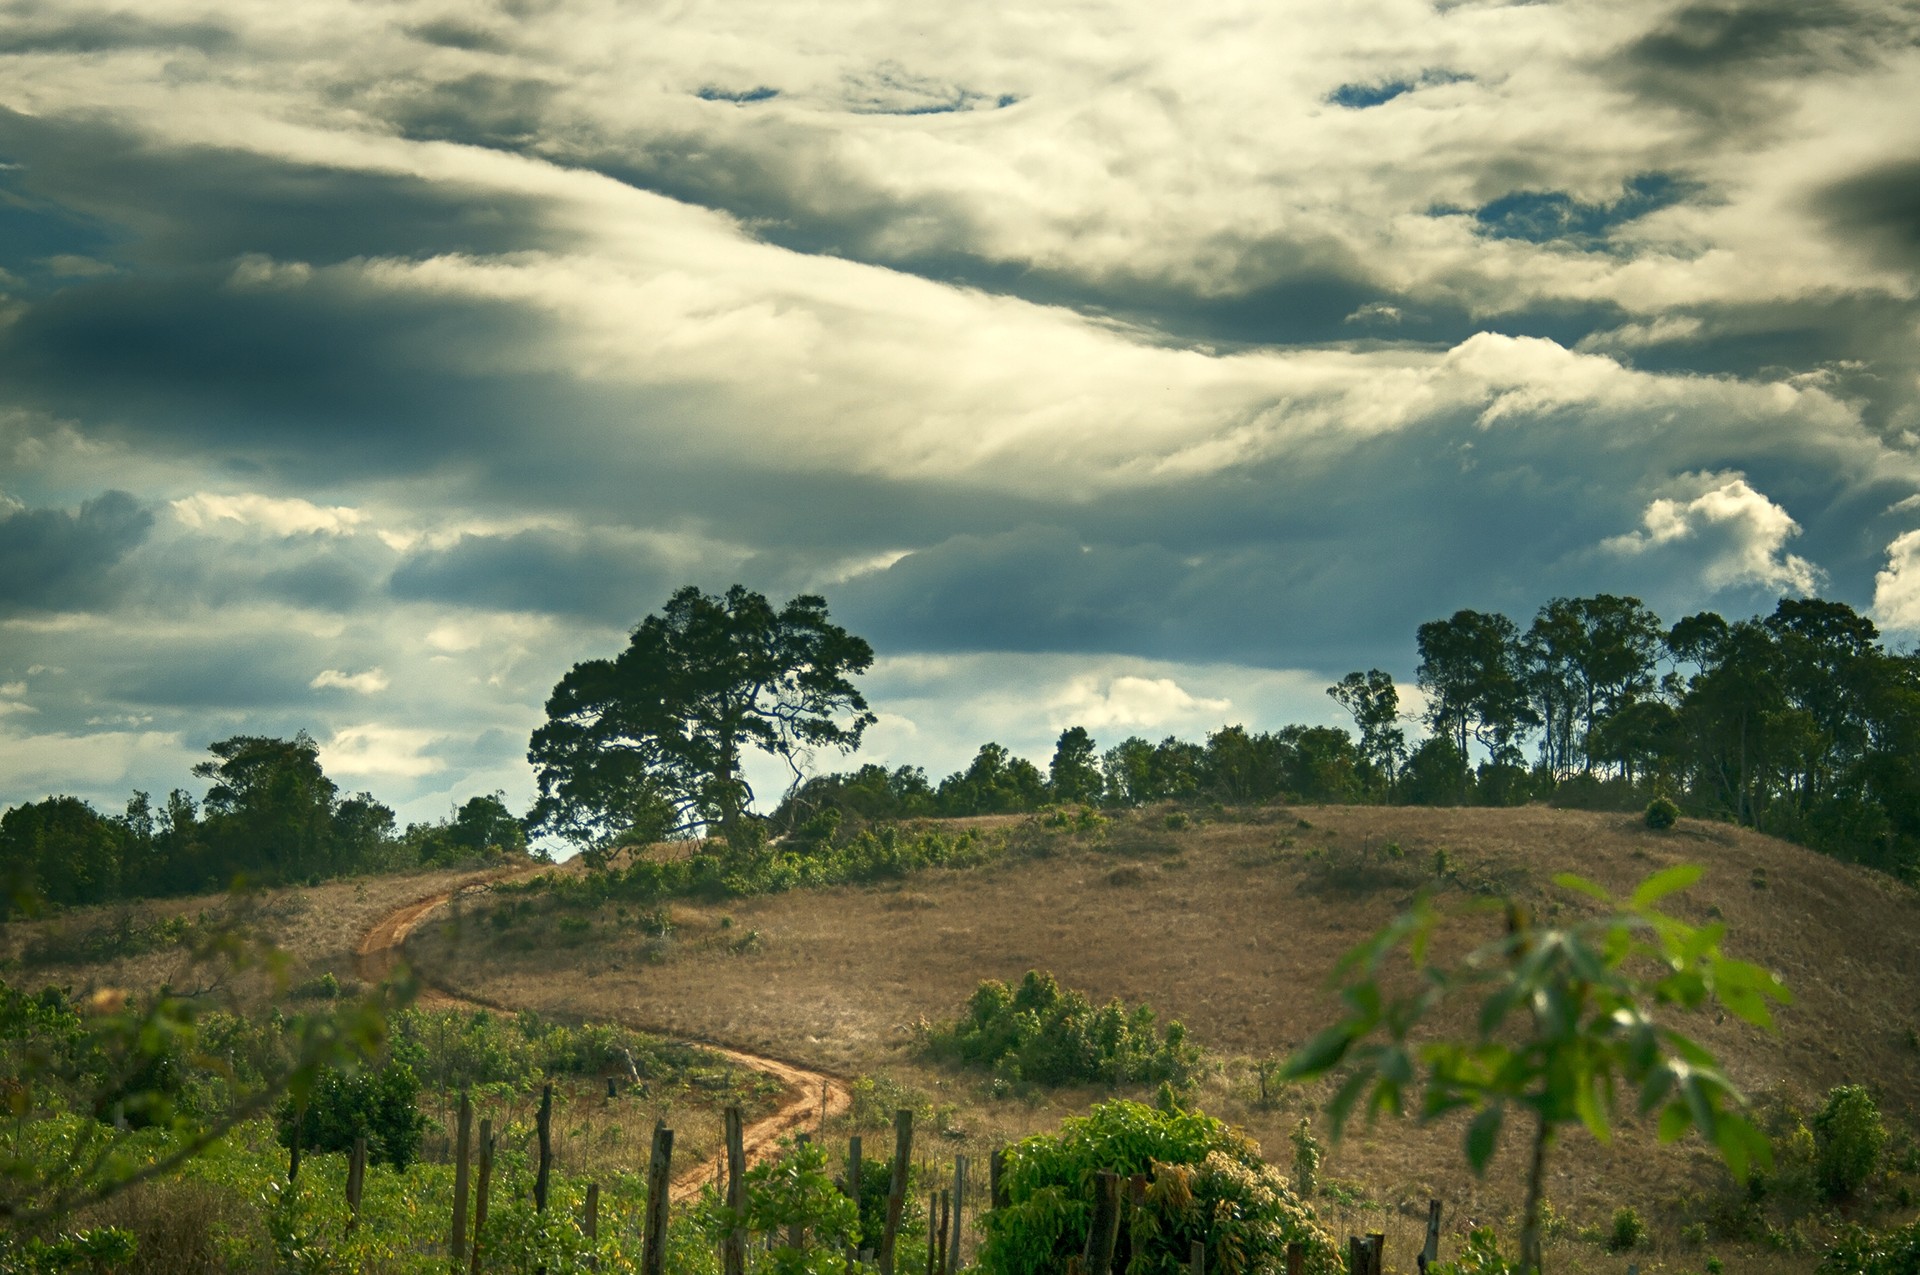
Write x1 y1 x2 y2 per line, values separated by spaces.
12 806 1919 1272
406 804 1920 1272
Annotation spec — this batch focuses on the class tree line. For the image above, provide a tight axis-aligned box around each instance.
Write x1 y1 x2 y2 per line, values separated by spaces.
0 733 527 910
773 593 1919 880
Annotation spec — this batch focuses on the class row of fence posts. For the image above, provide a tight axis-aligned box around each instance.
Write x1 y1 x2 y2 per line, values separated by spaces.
290 1090 1472 1275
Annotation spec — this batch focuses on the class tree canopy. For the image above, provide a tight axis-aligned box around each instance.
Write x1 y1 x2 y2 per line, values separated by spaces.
527 584 876 852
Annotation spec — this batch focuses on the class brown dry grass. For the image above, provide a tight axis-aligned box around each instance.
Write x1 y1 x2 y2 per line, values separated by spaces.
407 804 1920 1273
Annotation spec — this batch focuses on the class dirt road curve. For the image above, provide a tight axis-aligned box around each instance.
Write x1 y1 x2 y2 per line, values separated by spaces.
353 870 851 1201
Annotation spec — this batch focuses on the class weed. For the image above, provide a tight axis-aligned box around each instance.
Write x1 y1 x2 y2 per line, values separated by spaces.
1607 1205 1646 1252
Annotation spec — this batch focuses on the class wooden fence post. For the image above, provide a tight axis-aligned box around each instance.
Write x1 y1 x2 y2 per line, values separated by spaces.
1083 1172 1121 1275
451 1093 473 1261
583 1182 599 1270
789 1133 810 1253
724 1106 747 1275
345 1134 367 1230
1285 1240 1304 1275
287 1103 304 1184
1424 1199 1442 1267
878 1109 913 1275
470 1119 494 1275
642 1122 674 1275
988 1146 1008 1210
1348 1236 1367 1275
924 1192 939 1275
534 1083 554 1213
1367 1232 1385 1275
1191 1238 1206 1274
948 1155 967 1274
849 1134 863 1201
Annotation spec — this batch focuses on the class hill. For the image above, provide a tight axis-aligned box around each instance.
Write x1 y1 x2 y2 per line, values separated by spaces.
407 803 1920 1271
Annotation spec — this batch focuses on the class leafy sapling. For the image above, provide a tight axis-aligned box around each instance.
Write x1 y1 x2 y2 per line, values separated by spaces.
1281 864 1790 1275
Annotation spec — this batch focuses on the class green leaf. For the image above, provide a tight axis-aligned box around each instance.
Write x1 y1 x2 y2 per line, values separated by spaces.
1281 1026 1353 1081
1464 1105 1504 1173
1631 864 1702 909
1552 873 1612 904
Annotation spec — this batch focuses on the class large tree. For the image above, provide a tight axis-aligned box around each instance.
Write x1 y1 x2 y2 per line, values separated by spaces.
527 585 875 851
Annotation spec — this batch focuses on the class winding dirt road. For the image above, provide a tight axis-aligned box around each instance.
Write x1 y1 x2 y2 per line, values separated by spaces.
353 869 851 1201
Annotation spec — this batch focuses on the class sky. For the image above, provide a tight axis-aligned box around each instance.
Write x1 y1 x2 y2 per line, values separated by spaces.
1 0 1918 833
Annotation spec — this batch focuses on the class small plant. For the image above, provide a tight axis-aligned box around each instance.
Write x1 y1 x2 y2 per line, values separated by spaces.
292 971 342 1000
1289 1117 1321 1198
1645 796 1681 829
1433 848 1450 878
1814 1084 1886 1202
1429 1227 1517 1275
1608 1205 1646 1252
1706 1257 1724 1274
1682 1221 1708 1245
1751 866 1769 889
1165 811 1190 831
925 970 1203 1089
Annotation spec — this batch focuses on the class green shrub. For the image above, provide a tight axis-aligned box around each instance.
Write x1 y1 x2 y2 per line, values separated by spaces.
974 1100 1338 1275
1607 1205 1646 1251
1821 1219 1920 1274
1645 796 1681 830
1814 1085 1886 1201
1429 1227 1517 1275
925 970 1203 1089
1289 1118 1321 1199
274 1062 427 1171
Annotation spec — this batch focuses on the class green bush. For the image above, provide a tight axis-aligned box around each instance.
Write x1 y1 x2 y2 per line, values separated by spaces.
974 1100 1337 1275
1645 796 1681 829
274 1062 427 1171
1289 1118 1321 1199
925 970 1203 1089
1814 1085 1886 1201
1429 1227 1517 1275
1607 1205 1646 1252
1821 1219 1920 1275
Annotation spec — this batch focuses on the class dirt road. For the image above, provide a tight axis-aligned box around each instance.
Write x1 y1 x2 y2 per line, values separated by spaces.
353 869 851 1201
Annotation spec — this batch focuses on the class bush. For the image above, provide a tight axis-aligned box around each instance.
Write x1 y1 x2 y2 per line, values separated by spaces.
1645 796 1681 829
1607 1205 1646 1252
925 970 1203 1089
275 1062 427 1171
1814 1085 1886 1201
1289 1118 1321 1199
1821 1219 1920 1275
974 1100 1339 1275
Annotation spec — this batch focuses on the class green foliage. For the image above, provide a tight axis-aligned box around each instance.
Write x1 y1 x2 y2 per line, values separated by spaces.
1288 1118 1321 1199
529 584 876 850
1813 1085 1886 1202
1283 864 1790 1273
696 1137 868 1274
1822 1218 1920 1275
974 1099 1338 1275
926 970 1204 1089
1644 796 1681 829
1428 1227 1519 1275
274 1061 427 1171
1607 1206 1645 1252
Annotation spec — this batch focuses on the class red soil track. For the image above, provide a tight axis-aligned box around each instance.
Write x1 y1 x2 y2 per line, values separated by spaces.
353 869 850 1201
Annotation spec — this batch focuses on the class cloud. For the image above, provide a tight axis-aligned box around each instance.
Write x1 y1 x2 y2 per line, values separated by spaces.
310 668 390 694
1602 472 1823 595
171 492 366 536
318 725 446 780
0 490 154 615
1047 675 1232 732
1872 529 1920 633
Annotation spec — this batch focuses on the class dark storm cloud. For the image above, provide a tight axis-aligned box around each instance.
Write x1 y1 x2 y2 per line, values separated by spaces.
382 74 561 150
0 11 235 55
1608 0 1915 124
0 491 153 614
1814 157 1920 271
0 267 554 472
387 529 678 621
0 108 571 275
403 17 514 53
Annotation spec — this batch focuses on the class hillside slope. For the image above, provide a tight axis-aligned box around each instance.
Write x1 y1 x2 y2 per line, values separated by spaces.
411 804 1920 1263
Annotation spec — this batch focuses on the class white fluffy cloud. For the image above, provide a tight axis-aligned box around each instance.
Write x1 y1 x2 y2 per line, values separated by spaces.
310 668 390 694
1603 473 1823 597
318 725 446 780
172 492 366 537
1873 530 1920 633
1048 674 1232 732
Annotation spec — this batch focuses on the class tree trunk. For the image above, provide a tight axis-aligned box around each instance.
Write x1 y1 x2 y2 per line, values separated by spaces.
1519 1113 1554 1275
